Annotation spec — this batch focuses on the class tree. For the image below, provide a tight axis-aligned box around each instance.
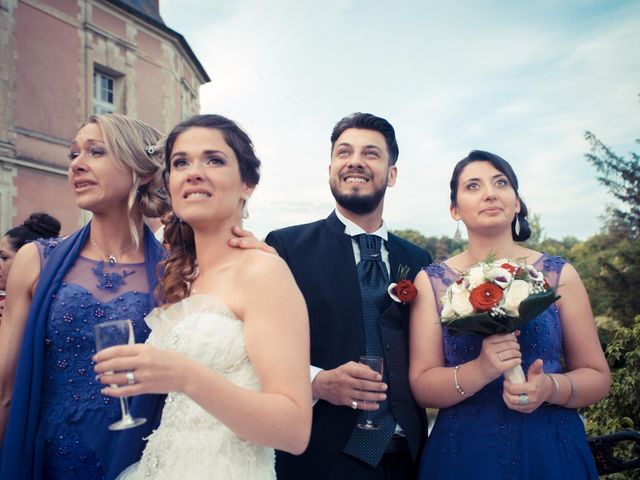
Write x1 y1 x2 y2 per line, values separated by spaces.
523 212 544 248
538 236 580 259
391 229 430 250
392 229 467 262
584 121 640 325
583 316 640 480
584 129 640 239
581 104 640 478
569 233 620 318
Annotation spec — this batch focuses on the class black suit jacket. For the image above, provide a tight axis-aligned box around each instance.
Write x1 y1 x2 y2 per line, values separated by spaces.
265 211 432 479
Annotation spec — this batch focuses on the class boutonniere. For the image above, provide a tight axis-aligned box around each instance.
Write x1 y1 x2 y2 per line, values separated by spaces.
387 265 418 304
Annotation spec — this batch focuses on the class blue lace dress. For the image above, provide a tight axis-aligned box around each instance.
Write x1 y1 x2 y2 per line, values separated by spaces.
36 239 154 479
419 254 598 479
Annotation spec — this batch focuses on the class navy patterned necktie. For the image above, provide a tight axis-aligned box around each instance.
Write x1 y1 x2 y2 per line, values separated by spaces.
343 234 396 466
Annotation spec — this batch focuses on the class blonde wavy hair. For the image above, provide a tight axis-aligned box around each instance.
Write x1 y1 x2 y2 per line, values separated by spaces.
85 114 170 247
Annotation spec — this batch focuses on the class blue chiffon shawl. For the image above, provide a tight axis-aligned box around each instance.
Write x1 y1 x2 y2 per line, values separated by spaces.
0 223 165 480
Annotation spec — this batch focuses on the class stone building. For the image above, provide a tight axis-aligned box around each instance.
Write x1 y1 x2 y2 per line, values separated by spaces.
0 0 209 234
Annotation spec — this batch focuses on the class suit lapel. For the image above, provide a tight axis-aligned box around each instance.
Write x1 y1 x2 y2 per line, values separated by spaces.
387 235 405 283
383 235 411 328
324 211 365 354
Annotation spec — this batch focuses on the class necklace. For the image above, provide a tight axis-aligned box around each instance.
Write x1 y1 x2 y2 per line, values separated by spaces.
89 238 134 265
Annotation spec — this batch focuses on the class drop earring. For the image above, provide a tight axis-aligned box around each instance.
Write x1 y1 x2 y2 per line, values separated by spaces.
514 215 521 236
242 199 249 220
453 221 462 242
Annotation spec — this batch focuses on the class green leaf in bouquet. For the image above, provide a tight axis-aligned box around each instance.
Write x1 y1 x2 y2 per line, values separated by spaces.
517 289 561 325
442 289 561 337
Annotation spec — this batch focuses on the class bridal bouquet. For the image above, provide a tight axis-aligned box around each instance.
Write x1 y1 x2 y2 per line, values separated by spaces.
440 258 559 384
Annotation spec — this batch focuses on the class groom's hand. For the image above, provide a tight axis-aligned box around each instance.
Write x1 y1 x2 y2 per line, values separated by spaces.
227 225 276 254
312 361 387 411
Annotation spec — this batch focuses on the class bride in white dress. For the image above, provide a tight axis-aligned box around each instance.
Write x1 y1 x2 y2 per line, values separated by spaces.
93 114 312 479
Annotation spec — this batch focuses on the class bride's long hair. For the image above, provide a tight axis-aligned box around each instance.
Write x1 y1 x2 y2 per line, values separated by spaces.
157 114 261 305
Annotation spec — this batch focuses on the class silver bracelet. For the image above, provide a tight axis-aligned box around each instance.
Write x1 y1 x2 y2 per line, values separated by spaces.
454 365 473 397
545 374 560 404
561 373 577 406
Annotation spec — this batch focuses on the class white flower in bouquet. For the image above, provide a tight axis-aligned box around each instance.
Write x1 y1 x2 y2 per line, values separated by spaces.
486 267 512 289
450 284 474 317
503 279 532 316
466 266 487 289
442 295 455 319
526 266 545 284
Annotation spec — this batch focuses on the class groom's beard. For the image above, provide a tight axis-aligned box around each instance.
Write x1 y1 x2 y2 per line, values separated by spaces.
330 185 387 215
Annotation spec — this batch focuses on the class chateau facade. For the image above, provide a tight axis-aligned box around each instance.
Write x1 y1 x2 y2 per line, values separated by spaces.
0 0 209 233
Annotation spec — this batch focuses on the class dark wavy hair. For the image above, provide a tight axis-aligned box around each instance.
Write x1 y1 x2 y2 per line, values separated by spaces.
330 112 399 165
158 114 261 304
4 212 61 251
449 150 531 242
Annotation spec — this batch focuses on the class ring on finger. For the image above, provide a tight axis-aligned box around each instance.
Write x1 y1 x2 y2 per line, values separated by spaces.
126 370 136 385
497 352 504 361
518 393 529 406
351 400 358 410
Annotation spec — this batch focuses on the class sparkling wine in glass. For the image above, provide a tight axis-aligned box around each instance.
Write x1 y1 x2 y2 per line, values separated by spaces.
94 319 146 430
357 355 384 430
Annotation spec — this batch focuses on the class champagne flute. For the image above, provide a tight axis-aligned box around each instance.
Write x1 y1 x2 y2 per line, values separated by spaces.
94 319 146 430
357 355 384 430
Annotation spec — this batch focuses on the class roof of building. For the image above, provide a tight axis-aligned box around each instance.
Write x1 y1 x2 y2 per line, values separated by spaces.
106 0 211 83
120 0 164 22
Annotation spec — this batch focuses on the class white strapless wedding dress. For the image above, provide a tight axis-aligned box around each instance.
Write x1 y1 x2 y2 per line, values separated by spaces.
118 295 275 479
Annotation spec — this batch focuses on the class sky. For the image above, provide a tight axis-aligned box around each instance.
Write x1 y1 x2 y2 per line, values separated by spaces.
159 0 639 241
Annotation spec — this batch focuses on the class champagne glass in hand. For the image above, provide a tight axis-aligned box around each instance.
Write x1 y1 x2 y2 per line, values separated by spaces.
357 355 384 430
94 319 146 430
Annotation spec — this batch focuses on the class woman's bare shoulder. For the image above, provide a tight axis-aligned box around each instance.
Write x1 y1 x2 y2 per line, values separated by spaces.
237 249 290 279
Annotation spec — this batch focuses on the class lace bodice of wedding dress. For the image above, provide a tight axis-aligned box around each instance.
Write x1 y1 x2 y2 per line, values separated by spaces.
120 295 275 480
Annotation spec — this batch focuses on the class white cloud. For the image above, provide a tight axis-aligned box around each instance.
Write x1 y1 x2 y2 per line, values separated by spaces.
160 0 640 240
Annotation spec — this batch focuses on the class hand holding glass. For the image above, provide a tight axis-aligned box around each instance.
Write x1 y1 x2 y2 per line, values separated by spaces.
94 319 146 430
357 355 384 430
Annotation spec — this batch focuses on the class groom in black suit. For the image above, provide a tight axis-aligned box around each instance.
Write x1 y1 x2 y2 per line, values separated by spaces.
266 113 431 480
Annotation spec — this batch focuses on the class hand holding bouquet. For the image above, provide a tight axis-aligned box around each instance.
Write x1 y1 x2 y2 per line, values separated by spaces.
440 258 559 384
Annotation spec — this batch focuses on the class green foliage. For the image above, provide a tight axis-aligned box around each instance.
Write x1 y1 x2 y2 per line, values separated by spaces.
583 123 640 325
583 316 640 479
523 212 544 248
598 239 640 326
584 130 640 238
570 233 620 317
391 229 430 250
538 236 580 259
521 212 580 259
580 102 640 478
392 229 467 262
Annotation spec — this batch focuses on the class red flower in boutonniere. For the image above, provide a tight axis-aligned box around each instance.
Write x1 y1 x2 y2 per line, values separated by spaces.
388 265 417 304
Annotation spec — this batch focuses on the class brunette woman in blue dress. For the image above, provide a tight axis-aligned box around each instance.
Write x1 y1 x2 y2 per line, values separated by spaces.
409 150 610 479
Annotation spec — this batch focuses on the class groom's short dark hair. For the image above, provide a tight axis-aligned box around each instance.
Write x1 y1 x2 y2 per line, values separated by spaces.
330 112 399 165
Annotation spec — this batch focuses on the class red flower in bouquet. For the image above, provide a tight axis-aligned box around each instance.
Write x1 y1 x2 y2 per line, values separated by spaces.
500 262 523 276
469 282 504 311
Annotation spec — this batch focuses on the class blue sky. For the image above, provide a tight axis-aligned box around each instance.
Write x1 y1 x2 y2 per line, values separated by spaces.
159 0 639 241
